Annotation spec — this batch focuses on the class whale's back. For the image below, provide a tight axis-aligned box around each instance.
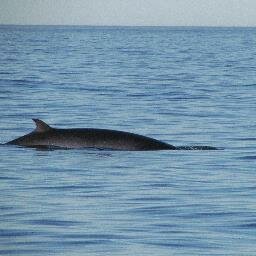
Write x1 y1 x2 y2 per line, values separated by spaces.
5 119 217 151
7 127 175 150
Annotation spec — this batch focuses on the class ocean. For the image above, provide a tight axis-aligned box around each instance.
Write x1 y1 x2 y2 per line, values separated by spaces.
0 25 255 255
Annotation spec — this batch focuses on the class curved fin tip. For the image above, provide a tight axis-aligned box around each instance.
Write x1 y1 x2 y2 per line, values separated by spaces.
32 119 51 133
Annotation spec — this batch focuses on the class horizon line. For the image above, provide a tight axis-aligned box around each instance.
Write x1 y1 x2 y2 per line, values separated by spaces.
0 23 255 28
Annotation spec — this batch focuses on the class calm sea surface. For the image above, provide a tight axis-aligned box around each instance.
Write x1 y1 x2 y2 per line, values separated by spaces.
0 26 256 255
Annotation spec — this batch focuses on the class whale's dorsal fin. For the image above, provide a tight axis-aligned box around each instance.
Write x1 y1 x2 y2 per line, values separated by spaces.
32 119 52 133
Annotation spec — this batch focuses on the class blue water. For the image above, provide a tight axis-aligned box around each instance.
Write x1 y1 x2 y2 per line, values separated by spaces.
0 25 256 255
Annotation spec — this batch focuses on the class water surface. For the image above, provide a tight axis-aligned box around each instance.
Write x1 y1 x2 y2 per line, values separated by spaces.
0 26 256 255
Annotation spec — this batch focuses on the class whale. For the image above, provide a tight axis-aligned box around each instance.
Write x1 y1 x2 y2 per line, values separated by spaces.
5 119 217 151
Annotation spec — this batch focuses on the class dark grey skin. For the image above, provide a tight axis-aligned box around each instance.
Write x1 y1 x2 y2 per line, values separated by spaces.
5 119 217 151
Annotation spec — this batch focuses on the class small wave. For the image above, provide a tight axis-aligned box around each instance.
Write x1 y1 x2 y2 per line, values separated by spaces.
238 155 256 160
0 176 21 180
0 228 42 237
26 219 81 227
232 137 256 141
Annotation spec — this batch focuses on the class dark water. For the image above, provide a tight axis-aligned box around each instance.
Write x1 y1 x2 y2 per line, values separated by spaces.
0 26 256 255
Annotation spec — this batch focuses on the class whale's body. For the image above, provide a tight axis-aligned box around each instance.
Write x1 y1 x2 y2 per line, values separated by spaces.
5 119 217 151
